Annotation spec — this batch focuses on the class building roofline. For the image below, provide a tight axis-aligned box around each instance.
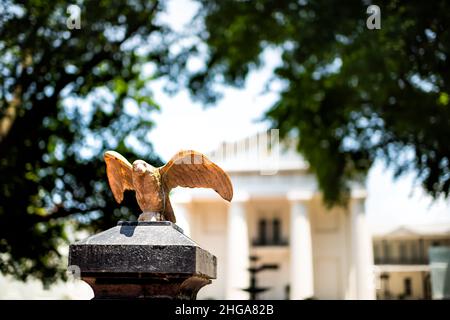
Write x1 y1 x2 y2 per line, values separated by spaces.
371 223 450 238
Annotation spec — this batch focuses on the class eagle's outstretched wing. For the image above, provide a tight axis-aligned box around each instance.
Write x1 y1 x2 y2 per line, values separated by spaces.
104 151 134 203
159 150 233 202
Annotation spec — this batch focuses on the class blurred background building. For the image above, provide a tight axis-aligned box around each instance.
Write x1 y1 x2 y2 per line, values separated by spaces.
372 224 450 299
172 132 375 300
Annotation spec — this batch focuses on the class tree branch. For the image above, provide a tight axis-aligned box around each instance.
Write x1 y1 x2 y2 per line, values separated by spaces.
0 51 32 142
0 85 21 142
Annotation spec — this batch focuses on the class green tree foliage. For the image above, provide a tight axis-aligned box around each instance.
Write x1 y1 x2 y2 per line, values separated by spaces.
0 0 179 285
190 0 450 206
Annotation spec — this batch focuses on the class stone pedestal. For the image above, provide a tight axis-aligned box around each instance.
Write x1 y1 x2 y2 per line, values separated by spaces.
68 221 216 300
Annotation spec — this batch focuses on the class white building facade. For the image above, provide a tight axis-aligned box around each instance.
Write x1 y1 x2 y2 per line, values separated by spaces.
172 133 376 300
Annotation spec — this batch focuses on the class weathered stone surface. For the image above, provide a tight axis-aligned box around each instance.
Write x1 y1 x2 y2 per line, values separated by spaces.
68 221 216 300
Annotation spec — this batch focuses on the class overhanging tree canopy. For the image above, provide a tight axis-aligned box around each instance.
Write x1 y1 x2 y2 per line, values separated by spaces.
189 0 450 206
0 0 182 285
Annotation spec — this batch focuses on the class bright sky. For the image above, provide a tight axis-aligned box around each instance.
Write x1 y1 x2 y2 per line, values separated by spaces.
148 0 450 229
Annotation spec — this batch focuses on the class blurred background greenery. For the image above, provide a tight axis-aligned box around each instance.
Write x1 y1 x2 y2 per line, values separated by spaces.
1 0 449 287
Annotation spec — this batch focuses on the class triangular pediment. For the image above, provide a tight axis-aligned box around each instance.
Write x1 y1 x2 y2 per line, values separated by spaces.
208 131 309 173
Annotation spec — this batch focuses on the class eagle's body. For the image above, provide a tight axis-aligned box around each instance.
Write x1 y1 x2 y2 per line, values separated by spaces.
131 160 166 219
104 150 233 222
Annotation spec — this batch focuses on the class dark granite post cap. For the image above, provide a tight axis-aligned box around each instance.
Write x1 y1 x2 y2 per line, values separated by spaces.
68 221 217 299
69 221 216 278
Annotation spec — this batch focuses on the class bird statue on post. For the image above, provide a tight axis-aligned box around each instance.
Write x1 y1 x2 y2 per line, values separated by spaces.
103 150 233 222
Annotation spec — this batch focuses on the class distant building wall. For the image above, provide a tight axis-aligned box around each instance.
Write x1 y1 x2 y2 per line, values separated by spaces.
372 226 450 299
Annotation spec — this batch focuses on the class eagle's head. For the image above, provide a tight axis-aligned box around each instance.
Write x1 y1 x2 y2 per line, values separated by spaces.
132 160 154 176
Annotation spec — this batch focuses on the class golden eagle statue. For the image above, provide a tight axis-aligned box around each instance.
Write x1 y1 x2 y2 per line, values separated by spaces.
104 150 233 222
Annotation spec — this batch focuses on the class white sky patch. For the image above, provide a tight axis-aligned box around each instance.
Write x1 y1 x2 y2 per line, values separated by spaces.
147 48 281 161
367 161 450 228
157 0 200 33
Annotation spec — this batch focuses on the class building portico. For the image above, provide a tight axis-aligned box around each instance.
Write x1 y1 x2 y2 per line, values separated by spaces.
171 134 375 300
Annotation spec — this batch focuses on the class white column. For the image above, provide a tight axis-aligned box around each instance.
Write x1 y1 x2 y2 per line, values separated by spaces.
350 193 376 300
171 194 192 237
288 191 314 299
226 193 250 299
